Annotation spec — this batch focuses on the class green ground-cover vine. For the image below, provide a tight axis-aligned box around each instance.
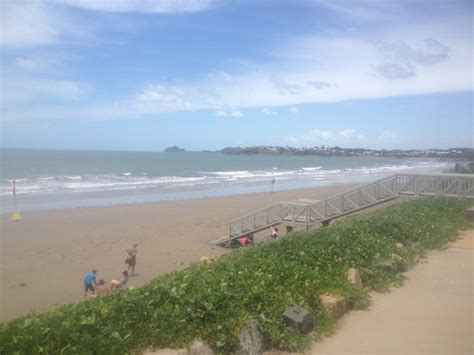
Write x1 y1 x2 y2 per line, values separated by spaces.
1 197 472 354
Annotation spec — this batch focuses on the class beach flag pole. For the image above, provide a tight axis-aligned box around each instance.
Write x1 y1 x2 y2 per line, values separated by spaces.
11 178 21 222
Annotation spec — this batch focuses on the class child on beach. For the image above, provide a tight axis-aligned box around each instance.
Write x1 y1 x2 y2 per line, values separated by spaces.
110 270 129 292
83 269 98 299
241 233 255 247
87 279 111 299
96 279 110 296
269 226 278 240
125 243 138 275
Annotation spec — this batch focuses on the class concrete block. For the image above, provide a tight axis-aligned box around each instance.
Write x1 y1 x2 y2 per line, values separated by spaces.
465 207 474 222
282 304 313 333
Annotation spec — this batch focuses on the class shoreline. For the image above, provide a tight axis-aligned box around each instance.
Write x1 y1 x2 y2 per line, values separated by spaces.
1 183 361 322
1 182 353 216
0 156 452 214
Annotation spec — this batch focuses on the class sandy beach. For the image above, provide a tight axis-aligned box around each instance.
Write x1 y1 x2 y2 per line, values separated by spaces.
0 184 361 322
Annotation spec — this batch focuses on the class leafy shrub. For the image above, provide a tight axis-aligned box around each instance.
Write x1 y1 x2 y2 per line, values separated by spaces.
0 197 472 354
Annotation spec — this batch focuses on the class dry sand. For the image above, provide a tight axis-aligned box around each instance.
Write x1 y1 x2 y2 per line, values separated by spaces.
0 184 360 322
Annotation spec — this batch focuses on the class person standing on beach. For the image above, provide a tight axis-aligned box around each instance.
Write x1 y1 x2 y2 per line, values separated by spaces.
84 269 98 299
271 177 276 194
125 243 138 276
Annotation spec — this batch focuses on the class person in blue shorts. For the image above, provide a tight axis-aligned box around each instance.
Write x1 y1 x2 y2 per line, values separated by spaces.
84 269 98 299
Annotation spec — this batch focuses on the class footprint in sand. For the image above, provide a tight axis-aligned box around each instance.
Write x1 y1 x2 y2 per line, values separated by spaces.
11 282 28 288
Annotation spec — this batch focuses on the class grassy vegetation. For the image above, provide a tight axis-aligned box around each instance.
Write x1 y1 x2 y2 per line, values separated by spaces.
0 197 472 354
445 162 474 174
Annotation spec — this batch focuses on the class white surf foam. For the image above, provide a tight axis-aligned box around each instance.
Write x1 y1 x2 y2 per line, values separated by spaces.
0 160 450 197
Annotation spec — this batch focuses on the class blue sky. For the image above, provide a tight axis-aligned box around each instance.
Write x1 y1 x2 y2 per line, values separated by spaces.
1 0 472 151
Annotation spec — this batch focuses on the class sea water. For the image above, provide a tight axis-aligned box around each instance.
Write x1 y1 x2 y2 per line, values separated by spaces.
0 149 453 212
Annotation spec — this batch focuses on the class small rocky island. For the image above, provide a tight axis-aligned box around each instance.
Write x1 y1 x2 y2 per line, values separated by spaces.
164 146 186 153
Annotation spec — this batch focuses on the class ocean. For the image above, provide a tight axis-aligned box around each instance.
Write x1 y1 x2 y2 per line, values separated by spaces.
0 149 453 213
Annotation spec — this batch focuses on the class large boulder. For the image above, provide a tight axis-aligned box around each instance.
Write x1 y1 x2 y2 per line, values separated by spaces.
282 304 313 333
347 268 363 288
235 320 265 355
375 260 397 274
409 241 425 255
319 294 348 320
395 242 407 253
189 340 213 355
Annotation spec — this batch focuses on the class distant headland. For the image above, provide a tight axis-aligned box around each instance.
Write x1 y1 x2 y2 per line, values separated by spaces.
220 146 474 160
162 145 474 159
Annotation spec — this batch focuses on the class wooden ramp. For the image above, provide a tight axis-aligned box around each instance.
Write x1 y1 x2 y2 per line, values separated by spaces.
211 173 474 246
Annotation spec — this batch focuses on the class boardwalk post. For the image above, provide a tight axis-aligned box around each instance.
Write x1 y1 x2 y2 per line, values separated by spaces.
306 205 310 230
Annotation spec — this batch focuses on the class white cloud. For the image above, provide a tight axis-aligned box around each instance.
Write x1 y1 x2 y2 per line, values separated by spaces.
208 70 233 82
286 128 371 145
2 79 86 102
261 108 277 116
13 54 67 72
339 129 367 140
0 2 61 48
15 58 42 70
290 106 299 113
215 109 243 118
309 129 335 141
135 84 194 111
138 85 184 103
378 130 398 140
375 39 451 80
54 0 215 13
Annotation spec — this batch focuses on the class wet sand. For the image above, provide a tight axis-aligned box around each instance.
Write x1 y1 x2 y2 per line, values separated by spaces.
0 184 360 322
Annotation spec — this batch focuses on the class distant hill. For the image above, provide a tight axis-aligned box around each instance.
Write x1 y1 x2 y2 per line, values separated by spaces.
164 146 186 153
220 146 474 160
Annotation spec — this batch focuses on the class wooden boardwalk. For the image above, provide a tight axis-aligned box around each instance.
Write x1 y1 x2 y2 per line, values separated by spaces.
211 173 474 246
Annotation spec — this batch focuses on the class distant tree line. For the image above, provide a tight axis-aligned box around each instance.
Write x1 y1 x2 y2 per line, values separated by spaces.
221 146 474 160
445 162 474 174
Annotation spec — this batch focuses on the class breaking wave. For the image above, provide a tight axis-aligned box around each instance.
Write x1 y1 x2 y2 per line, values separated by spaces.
0 160 448 197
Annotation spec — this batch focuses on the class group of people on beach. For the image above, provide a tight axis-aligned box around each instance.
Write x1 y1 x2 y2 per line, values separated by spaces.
231 225 279 248
83 243 138 299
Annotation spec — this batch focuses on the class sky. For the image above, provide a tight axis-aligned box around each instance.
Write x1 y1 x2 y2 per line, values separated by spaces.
0 0 472 151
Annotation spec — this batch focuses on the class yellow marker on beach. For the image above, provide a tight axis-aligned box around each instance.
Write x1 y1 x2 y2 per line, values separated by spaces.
11 179 21 222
